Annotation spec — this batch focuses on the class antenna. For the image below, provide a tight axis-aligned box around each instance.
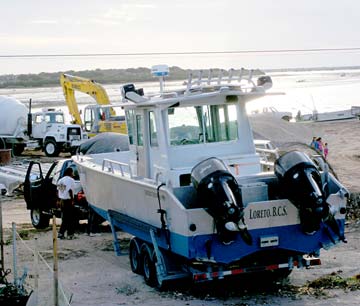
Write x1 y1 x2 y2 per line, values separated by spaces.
310 94 318 120
151 65 169 94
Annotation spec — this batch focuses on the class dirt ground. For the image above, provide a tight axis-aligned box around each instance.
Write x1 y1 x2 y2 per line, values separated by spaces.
1 118 360 305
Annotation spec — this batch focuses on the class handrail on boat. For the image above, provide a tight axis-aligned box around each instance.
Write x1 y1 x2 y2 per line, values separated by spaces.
102 158 133 178
184 68 257 94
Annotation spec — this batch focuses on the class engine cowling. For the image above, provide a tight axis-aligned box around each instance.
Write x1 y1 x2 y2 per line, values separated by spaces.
191 157 251 245
274 151 330 234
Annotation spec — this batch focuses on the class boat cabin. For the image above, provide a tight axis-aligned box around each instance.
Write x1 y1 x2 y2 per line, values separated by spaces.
121 67 273 188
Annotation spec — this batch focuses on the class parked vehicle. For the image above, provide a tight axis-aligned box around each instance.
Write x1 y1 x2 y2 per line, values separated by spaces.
251 106 293 121
24 159 88 229
29 107 88 157
0 96 88 156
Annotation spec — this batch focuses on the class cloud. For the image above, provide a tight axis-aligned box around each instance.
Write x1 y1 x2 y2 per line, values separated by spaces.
91 3 156 25
0 34 93 47
30 20 58 25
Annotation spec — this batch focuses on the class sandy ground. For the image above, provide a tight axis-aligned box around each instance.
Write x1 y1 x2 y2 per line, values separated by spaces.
1 117 360 305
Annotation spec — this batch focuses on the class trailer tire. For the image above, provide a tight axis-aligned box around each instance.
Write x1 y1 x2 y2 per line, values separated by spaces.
141 244 156 286
150 249 169 290
44 140 59 157
31 209 50 229
129 238 142 275
271 268 292 280
257 268 292 283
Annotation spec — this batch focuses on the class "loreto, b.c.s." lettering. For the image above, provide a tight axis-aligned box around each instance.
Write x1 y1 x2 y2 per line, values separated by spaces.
249 206 288 220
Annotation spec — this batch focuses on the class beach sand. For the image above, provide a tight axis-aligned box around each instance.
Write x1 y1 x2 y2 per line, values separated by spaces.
250 116 360 193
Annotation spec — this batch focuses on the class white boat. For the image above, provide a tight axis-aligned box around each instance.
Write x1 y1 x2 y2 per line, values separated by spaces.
301 106 360 122
74 66 347 287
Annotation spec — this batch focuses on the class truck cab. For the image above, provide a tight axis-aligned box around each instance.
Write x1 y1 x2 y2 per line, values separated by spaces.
31 108 88 157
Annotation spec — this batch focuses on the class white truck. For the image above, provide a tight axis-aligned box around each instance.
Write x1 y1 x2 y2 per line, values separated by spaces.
0 96 88 157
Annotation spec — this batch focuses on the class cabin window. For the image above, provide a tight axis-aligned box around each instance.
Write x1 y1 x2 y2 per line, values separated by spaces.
34 115 43 123
168 106 200 145
125 110 135 145
136 114 144 146
168 104 238 146
149 111 158 147
84 109 95 132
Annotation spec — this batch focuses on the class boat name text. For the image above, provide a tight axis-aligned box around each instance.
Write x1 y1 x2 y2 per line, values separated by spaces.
249 206 288 219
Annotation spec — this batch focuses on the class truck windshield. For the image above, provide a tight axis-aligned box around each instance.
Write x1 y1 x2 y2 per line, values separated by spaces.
168 104 238 146
45 113 64 123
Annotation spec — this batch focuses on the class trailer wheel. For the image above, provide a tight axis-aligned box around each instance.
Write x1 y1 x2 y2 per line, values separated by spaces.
129 238 142 275
30 209 50 229
44 140 59 157
141 244 156 286
150 250 168 290
272 268 292 280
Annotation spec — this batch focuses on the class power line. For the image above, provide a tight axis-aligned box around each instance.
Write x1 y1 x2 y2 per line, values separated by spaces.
1 47 360 58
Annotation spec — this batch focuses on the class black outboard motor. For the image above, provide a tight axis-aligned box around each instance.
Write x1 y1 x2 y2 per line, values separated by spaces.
191 157 252 245
275 151 331 235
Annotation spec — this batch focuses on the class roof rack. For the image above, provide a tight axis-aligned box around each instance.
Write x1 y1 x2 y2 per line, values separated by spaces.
122 67 273 104
184 68 261 94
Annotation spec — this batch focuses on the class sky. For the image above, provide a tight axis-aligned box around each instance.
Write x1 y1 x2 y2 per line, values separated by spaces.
1 0 360 73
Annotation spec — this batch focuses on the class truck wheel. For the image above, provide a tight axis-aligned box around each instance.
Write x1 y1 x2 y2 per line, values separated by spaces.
141 244 156 286
12 144 25 156
44 140 59 157
31 209 50 229
129 238 143 274
0 138 6 149
282 116 290 121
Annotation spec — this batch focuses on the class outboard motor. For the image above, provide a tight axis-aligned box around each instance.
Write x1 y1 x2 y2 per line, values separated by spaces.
275 151 340 237
191 157 252 245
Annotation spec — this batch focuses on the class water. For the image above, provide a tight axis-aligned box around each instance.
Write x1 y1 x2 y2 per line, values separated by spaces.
1 69 360 121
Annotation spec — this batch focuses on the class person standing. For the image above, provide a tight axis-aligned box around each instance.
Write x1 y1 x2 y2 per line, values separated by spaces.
324 143 329 160
310 137 316 148
57 167 76 239
316 137 323 154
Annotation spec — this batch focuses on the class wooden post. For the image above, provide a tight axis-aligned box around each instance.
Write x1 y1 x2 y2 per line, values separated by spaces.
12 222 17 285
34 237 39 306
0 199 4 274
52 215 59 306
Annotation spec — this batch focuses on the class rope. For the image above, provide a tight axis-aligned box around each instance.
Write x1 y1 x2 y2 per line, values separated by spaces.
5 228 72 305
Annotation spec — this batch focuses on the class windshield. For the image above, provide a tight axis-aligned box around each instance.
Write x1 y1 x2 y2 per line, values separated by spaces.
45 113 64 123
168 104 238 146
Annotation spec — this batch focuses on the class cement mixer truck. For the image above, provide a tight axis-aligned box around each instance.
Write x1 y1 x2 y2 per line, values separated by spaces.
0 96 88 157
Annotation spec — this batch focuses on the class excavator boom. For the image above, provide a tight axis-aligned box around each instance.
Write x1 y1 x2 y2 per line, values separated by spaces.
60 74 127 137
60 74 112 125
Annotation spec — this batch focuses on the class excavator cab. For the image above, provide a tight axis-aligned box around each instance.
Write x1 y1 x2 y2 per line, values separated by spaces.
60 74 127 137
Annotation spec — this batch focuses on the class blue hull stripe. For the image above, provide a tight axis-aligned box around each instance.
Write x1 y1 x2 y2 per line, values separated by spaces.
90 204 345 264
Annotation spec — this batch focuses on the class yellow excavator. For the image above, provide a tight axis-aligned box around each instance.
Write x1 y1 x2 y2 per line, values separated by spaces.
60 74 127 137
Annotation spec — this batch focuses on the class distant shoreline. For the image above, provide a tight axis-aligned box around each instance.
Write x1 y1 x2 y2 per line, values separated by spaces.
1 66 359 89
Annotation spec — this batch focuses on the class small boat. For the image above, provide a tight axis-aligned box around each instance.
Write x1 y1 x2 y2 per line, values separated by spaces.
301 106 360 122
74 66 347 287
314 108 357 122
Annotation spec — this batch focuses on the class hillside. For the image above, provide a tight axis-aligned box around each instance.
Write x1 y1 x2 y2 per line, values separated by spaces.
0 67 263 88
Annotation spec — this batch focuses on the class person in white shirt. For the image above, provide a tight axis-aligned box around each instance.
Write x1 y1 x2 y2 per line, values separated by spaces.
57 167 76 239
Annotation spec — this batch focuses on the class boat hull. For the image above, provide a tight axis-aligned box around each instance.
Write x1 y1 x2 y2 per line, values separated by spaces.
75 156 346 264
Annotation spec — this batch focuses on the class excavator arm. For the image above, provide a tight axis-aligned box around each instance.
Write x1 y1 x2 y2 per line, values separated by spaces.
60 74 112 125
